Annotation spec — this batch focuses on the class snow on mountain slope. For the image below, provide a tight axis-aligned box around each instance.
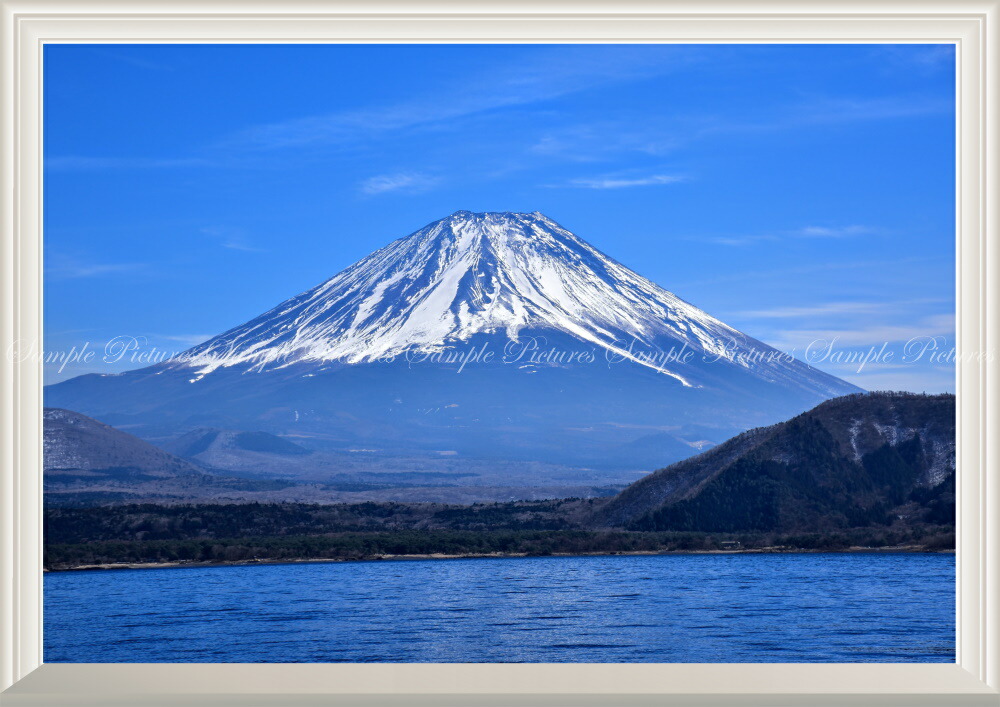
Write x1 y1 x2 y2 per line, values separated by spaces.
172 211 848 396
45 211 862 475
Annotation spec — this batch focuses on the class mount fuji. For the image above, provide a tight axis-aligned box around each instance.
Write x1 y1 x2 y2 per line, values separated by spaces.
46 211 862 479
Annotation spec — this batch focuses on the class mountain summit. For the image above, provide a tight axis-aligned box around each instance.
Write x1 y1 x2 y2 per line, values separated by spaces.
46 211 862 478
176 211 848 395
182 210 739 381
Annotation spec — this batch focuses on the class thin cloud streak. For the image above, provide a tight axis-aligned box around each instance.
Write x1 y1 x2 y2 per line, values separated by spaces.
797 225 882 238
359 172 441 196
87 48 175 72
46 259 145 280
201 227 264 253
762 313 956 352
693 224 883 247
699 95 952 139
697 234 779 247
531 94 951 164
731 298 949 319
734 302 892 319
220 47 702 153
550 174 686 190
45 64 951 175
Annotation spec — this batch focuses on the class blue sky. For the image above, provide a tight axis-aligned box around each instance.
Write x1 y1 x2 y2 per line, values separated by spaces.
43 43 955 391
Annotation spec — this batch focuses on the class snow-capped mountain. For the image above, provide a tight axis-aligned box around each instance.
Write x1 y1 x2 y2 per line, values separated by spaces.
183 210 739 382
46 211 862 476
173 210 846 395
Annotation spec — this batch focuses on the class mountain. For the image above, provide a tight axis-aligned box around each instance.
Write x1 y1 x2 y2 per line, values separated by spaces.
153 427 623 502
162 210 846 390
591 392 955 532
45 408 384 507
44 408 621 506
44 408 349 506
46 407 205 479
162 428 312 460
45 211 861 476
44 407 210 503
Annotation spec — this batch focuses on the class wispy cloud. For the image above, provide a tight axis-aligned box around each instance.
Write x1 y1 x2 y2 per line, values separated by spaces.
529 124 679 161
734 301 893 319
200 226 263 252
777 95 951 127
45 257 144 280
46 50 950 181
688 96 952 144
796 225 882 238
905 45 954 67
87 48 174 72
696 224 884 247
731 297 949 320
551 174 686 190
529 93 951 165
221 46 701 153
873 45 955 76
699 234 779 247
763 313 956 352
359 172 441 196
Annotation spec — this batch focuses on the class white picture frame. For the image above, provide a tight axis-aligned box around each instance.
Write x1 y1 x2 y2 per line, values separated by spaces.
1 1 997 704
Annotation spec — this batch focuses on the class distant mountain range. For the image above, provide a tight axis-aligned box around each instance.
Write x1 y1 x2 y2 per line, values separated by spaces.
45 407 211 505
44 392 956 567
43 409 622 505
44 408 320 507
162 428 312 461
46 392 954 538
45 407 204 482
45 211 861 476
592 392 955 533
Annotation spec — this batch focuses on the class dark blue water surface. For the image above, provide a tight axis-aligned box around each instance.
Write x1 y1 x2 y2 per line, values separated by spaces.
44 553 954 663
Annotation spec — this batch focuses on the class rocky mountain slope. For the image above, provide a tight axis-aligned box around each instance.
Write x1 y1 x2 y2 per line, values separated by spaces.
591 392 955 532
45 408 205 481
45 407 213 504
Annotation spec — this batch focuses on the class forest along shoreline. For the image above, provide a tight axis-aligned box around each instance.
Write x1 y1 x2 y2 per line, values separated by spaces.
43 393 956 572
43 498 955 572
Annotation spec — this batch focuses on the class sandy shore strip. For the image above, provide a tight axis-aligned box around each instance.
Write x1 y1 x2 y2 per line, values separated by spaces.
45 545 952 572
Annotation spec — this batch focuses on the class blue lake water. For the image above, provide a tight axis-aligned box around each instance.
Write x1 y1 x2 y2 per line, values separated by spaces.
44 553 954 663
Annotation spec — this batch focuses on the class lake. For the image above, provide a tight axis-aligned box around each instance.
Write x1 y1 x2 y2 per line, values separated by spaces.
44 552 954 663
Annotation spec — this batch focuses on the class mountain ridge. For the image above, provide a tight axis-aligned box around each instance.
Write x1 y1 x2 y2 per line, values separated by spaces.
164 210 853 398
591 391 955 532
46 211 862 474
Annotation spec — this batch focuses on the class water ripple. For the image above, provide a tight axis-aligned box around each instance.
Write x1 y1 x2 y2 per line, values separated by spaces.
44 553 955 663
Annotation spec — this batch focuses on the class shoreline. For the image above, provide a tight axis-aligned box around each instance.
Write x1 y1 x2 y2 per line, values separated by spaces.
45 545 954 572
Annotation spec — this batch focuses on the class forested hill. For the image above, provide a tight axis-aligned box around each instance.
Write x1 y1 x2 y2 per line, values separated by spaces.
590 392 955 533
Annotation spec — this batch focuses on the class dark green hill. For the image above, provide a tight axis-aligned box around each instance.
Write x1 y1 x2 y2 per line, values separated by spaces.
591 392 955 533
